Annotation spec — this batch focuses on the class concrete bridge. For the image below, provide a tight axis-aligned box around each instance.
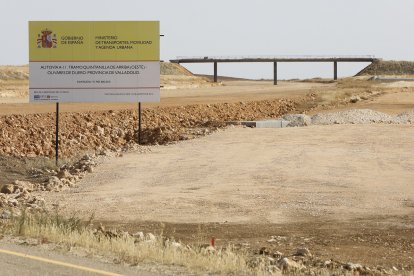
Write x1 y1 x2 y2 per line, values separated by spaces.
170 55 380 85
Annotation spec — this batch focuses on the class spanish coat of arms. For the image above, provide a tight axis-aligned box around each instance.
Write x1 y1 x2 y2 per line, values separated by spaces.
37 29 57 48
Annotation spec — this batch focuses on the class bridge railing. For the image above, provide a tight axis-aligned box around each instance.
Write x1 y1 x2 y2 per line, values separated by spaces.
175 55 376 60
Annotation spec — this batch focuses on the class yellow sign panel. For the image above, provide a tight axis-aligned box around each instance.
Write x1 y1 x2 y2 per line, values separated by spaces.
29 21 160 103
29 21 159 61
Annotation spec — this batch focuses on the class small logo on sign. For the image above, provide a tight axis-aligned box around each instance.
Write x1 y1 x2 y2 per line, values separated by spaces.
37 29 57 48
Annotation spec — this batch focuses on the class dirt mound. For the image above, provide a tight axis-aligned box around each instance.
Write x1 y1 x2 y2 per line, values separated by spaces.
311 109 397 125
160 62 216 89
0 98 298 158
356 60 414 76
284 109 414 126
161 62 193 76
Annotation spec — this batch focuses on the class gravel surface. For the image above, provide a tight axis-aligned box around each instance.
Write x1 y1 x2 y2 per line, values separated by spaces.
43 124 414 224
283 109 414 126
396 109 414 122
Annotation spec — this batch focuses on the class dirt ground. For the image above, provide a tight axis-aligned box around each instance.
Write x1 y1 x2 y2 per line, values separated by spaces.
320 90 414 115
2 69 414 271
2 75 414 117
0 80 326 115
44 125 414 223
42 125 414 268
100 218 413 269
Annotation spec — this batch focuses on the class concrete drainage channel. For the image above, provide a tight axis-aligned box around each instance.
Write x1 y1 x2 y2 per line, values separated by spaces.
229 120 290 128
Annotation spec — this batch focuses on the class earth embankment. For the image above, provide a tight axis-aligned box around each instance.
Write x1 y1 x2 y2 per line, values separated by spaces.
357 60 414 76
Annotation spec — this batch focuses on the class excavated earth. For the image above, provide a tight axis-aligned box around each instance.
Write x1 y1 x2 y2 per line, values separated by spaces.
0 98 297 158
357 60 414 76
1 63 414 275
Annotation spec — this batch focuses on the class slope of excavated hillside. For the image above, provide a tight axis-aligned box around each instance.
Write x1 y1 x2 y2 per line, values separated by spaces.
161 62 218 89
160 62 193 76
357 60 414 76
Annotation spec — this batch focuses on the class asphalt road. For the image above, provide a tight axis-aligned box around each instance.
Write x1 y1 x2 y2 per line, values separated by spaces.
0 242 159 276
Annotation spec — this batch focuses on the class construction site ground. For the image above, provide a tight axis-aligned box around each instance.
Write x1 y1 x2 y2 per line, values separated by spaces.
1 63 414 272
43 124 414 269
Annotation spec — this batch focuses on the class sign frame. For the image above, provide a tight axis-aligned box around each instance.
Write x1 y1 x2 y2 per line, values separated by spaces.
29 21 160 103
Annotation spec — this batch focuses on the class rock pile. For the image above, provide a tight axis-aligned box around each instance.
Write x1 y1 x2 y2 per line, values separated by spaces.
0 154 98 213
283 109 414 127
0 99 297 158
252 243 406 274
40 154 98 192
283 114 312 127
396 109 414 123
0 180 45 212
0 99 300 216
311 109 398 125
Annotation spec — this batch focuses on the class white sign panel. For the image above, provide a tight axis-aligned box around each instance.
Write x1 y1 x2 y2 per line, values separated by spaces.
29 62 160 102
29 21 160 103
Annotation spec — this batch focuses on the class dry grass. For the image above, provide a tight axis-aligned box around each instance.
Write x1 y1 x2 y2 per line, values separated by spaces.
1 211 408 275
337 78 375 90
303 78 381 109
0 79 28 98
306 88 348 107
0 210 266 275
0 154 89 185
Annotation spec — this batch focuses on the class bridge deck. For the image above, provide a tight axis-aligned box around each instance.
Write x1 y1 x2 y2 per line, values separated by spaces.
170 55 379 63
169 55 380 84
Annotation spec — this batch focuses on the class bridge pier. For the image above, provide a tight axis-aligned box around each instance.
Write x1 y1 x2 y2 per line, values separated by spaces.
171 56 377 84
273 62 278 85
213 62 218 82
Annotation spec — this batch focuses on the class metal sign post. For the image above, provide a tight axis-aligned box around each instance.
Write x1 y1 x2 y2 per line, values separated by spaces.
138 102 142 144
55 102 59 166
29 21 160 160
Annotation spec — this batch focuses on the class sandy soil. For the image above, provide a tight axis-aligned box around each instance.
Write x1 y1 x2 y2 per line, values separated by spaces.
2 72 414 269
342 90 414 114
3 77 414 117
310 80 414 115
44 125 414 224
40 124 414 267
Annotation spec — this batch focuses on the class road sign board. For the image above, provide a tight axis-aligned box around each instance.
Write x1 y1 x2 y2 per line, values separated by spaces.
29 21 160 103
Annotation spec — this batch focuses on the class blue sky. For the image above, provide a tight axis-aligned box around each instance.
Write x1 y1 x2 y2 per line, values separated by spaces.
2 0 413 79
